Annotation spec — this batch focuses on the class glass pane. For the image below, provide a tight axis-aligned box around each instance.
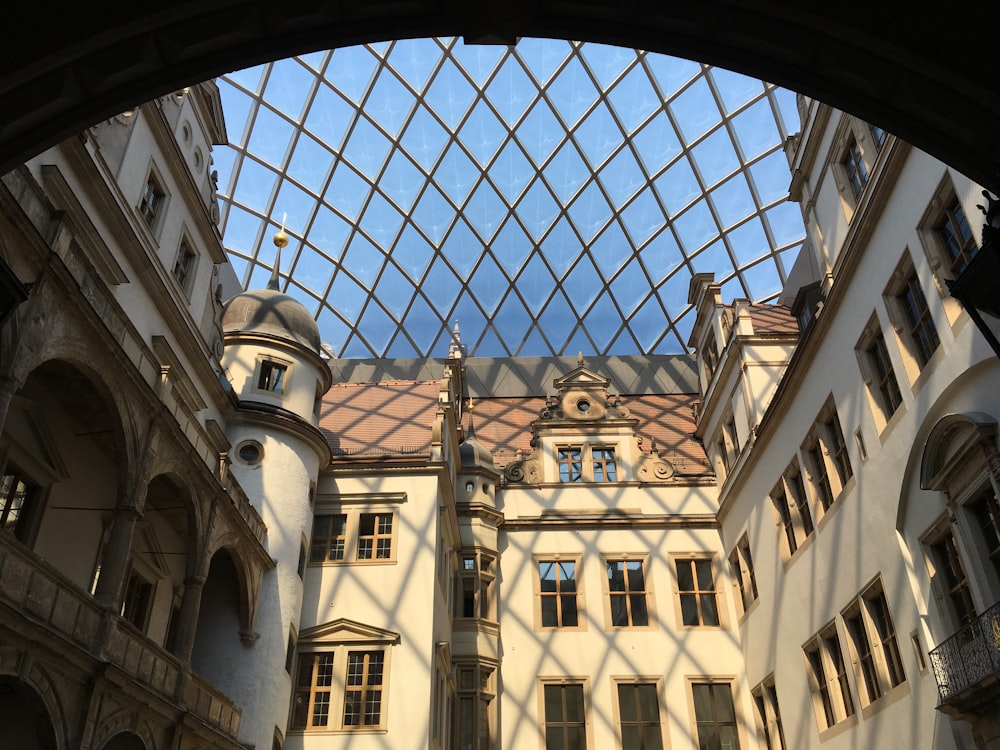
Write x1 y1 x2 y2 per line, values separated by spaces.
626 561 645 590
542 597 559 627
608 562 626 591
630 595 649 626
692 684 713 720
540 562 557 591
681 594 699 626
618 684 638 722
642 725 664 750
561 596 578 626
559 562 576 589
714 684 736 721
701 595 719 626
621 726 641 750
564 685 585 721
637 684 659 721
566 726 586 750
696 560 715 590
677 560 694 590
546 730 565 750
544 685 563 720
611 596 629 626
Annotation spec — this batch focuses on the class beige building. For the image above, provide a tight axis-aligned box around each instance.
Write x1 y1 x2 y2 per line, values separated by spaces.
1 73 999 750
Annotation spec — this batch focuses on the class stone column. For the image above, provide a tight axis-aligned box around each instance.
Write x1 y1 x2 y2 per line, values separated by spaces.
93 504 141 609
170 574 206 663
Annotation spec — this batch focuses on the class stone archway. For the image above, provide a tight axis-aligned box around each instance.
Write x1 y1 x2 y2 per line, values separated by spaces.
0 3 997 190
0 676 59 750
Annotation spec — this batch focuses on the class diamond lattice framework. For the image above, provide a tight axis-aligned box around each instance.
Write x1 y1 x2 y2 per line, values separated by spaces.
215 37 805 359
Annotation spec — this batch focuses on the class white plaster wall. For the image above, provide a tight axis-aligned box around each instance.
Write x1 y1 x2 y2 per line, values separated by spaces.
718 138 994 750
498 515 752 750
291 472 444 750
221 423 321 750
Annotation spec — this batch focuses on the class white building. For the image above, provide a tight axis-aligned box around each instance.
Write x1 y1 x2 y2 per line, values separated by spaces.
0 70 998 750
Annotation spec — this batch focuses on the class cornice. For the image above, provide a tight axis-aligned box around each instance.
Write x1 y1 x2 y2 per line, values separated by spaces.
235 400 332 465
502 512 719 530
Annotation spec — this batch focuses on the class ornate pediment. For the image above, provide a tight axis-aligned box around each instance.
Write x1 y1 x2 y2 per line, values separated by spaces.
298 618 401 645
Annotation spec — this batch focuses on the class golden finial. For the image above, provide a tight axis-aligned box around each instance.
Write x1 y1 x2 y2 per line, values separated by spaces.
274 212 289 248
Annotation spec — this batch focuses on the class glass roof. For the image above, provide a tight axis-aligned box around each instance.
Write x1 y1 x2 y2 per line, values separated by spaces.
214 37 804 359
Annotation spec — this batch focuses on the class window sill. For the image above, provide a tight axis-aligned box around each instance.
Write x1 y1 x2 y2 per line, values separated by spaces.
815 713 858 743
736 595 760 623
876 400 907 446
780 530 815 571
859 679 910 721
307 559 398 567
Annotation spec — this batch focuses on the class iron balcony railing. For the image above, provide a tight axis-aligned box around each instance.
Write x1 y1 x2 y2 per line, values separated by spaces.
929 599 1000 704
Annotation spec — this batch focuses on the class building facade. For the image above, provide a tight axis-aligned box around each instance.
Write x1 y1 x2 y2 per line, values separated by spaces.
0 83 998 750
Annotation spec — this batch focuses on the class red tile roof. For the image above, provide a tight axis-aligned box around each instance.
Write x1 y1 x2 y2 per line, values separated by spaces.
320 381 710 475
747 304 798 335
319 380 441 458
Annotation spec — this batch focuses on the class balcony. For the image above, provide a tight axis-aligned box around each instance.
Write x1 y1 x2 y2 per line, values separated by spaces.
929 599 1000 718
0 533 242 744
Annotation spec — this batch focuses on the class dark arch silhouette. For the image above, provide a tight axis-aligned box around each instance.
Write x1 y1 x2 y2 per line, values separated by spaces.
2 2 998 189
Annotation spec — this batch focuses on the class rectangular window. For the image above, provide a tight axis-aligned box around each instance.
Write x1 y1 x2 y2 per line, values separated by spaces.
139 172 167 231
344 651 384 727
558 447 583 483
702 329 719 384
772 467 813 558
803 626 854 731
357 512 393 560
937 198 978 275
842 138 869 200
543 683 587 750
897 269 940 367
675 558 720 627
729 534 758 614
691 682 740 750
866 329 903 418
870 124 887 151
456 549 496 621
592 447 617 482
805 444 834 513
455 662 495 750
928 526 977 628
539 560 579 627
842 581 906 707
751 678 786 750
826 414 853 486
310 514 347 562
617 683 663 750
309 510 395 564
122 570 154 631
258 359 288 393
0 467 37 542
292 648 387 731
971 487 1000 584
607 559 649 627
173 241 196 291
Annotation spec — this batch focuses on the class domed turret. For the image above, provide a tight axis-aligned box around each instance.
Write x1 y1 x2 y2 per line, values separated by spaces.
460 408 494 470
222 228 321 354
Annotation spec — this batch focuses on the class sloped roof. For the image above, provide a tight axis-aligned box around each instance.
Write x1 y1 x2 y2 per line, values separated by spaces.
319 379 442 458
747 303 798 335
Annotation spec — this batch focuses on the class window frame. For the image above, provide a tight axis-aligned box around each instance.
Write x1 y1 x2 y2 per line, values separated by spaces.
171 237 198 295
455 547 497 622
750 676 786 750
612 677 666 750
538 678 592 750
671 554 724 629
534 554 586 631
686 678 745 750
0 462 41 544
309 496 404 566
556 444 619 483
802 624 856 733
884 253 941 381
841 136 869 201
256 356 291 395
602 555 655 630
856 316 904 429
728 533 758 617
840 579 906 712
289 619 398 735
770 462 814 561
138 164 169 236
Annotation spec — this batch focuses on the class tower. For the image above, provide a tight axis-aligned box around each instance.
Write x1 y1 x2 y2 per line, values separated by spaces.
216 228 332 749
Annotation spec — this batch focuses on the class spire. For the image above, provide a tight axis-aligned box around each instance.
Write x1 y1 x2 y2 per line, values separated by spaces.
466 398 477 439
448 320 466 359
269 221 289 291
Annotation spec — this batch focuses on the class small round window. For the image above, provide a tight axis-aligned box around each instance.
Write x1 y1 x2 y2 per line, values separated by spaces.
236 440 263 465
180 121 192 145
577 399 591 413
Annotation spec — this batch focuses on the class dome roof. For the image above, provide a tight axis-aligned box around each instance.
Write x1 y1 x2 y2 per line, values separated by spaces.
222 238 322 353
222 287 322 353
460 415 494 470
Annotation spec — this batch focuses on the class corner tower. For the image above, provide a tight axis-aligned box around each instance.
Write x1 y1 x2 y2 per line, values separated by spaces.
217 228 332 750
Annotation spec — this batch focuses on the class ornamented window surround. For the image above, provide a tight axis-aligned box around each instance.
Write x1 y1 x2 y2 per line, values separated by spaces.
537 677 593 750
310 493 406 566
611 676 667 750
289 618 399 734
533 554 587 632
